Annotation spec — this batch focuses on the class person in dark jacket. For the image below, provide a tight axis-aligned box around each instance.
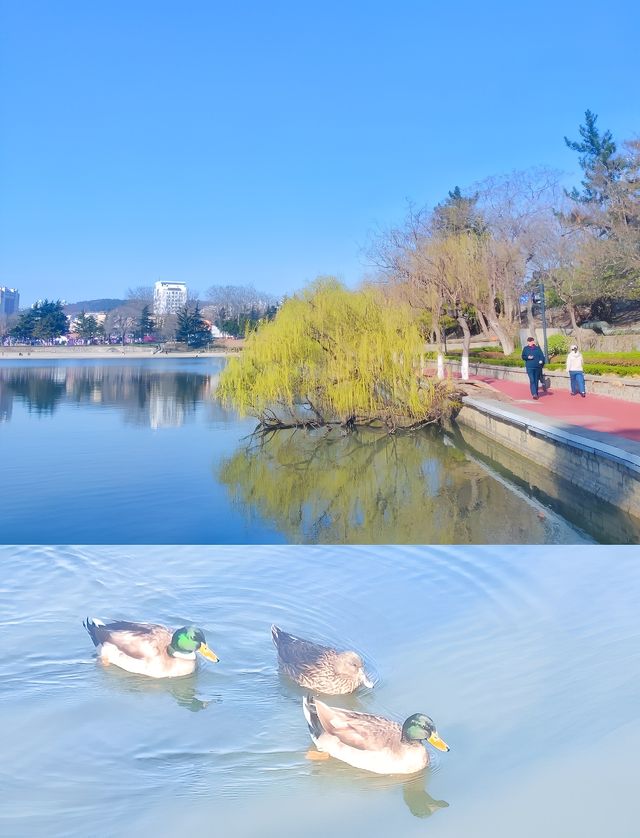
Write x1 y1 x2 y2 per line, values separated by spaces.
521 336 546 399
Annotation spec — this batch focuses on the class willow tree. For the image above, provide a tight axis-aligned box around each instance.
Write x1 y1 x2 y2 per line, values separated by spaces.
217 278 457 431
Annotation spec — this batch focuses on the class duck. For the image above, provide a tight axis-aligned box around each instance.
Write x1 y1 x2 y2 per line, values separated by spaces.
271 625 373 694
83 617 219 679
302 695 449 775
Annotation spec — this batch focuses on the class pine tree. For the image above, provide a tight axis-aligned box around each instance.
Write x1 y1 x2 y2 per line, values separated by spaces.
75 310 100 342
432 186 486 237
10 300 68 342
564 110 623 206
176 303 210 347
136 304 155 340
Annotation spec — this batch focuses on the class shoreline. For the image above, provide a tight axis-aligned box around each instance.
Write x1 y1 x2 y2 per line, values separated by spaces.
0 346 239 360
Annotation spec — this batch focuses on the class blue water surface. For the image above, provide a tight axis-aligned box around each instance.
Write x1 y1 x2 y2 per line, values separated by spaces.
0 358 623 544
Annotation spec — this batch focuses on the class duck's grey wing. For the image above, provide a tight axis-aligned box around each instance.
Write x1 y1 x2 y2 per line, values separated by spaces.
84 619 169 659
314 700 402 751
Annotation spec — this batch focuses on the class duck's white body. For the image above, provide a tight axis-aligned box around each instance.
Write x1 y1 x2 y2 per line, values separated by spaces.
84 618 198 679
303 696 429 775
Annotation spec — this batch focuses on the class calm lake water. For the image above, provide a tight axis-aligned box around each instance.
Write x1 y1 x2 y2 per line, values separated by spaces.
1 544 638 837
0 358 636 544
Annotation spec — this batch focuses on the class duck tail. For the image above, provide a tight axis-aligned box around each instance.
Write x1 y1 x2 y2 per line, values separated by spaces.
270 624 281 648
83 616 105 647
302 694 322 742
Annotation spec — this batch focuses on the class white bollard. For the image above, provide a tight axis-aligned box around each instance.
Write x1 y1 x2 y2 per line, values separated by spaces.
461 354 469 381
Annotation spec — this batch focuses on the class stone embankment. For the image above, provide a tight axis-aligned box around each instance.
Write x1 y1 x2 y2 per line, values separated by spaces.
439 361 640 529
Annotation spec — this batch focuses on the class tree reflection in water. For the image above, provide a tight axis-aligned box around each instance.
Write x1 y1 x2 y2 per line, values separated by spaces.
218 427 545 543
0 365 212 428
0 367 67 415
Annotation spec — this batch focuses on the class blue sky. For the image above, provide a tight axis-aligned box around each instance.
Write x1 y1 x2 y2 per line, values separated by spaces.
1 0 639 306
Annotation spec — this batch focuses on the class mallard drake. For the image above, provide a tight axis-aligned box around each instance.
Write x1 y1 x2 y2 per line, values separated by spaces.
83 618 219 679
271 625 373 694
302 695 449 775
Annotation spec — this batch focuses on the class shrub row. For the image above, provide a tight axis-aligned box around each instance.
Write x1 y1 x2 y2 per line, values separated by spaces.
443 354 640 377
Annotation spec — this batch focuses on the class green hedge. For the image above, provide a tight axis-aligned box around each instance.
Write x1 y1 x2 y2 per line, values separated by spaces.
442 353 640 377
582 353 640 366
581 364 640 377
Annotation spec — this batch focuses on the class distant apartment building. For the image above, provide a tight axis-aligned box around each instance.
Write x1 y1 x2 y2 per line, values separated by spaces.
153 281 187 316
0 286 20 316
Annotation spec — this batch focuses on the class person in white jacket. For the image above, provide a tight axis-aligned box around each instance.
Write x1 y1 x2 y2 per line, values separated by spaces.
566 345 586 397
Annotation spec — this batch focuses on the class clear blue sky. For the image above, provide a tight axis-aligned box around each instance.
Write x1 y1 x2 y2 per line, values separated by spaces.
1 0 639 307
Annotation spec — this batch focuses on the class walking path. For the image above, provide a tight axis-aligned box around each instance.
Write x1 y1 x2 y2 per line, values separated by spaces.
467 374 640 444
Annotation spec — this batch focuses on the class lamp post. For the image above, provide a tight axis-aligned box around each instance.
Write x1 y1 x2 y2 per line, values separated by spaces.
538 280 549 362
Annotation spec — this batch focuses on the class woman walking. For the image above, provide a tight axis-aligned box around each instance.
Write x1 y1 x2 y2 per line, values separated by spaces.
566 344 586 397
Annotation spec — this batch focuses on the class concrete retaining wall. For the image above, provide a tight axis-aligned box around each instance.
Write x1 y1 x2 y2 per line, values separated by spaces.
455 397 640 521
449 420 640 543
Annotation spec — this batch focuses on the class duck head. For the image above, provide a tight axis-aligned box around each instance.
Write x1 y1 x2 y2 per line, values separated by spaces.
336 651 374 688
402 714 449 751
169 626 219 662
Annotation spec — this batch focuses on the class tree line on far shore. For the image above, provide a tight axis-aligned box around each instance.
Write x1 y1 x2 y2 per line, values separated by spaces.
1 285 280 348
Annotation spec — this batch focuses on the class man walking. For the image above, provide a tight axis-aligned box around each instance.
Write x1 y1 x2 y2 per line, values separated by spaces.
521 336 546 400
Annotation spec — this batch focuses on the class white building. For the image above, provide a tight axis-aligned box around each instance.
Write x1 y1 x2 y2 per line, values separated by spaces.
0 286 20 316
153 281 187 316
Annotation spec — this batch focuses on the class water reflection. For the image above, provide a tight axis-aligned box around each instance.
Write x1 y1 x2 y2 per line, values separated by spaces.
0 366 66 416
95 665 215 712
307 755 450 820
0 361 609 543
218 428 587 543
403 779 449 818
0 363 221 428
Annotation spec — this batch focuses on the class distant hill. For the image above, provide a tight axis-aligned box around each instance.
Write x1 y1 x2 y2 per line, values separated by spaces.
64 299 126 314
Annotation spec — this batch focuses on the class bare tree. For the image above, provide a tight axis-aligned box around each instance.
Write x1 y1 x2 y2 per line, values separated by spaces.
103 302 140 347
204 284 278 317
126 286 154 303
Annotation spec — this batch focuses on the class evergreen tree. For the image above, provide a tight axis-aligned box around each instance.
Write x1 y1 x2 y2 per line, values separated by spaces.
10 300 68 342
136 304 155 340
10 308 38 341
563 112 640 300
175 305 192 343
564 110 624 206
176 303 210 347
432 186 485 236
75 310 100 342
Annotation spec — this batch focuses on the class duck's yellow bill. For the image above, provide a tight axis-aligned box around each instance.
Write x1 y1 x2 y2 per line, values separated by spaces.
427 732 450 752
198 643 219 663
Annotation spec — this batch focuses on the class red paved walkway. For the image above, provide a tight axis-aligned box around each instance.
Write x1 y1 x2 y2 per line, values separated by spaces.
469 375 640 443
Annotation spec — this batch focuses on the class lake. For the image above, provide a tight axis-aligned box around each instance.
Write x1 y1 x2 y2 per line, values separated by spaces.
1 544 638 838
0 358 637 543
